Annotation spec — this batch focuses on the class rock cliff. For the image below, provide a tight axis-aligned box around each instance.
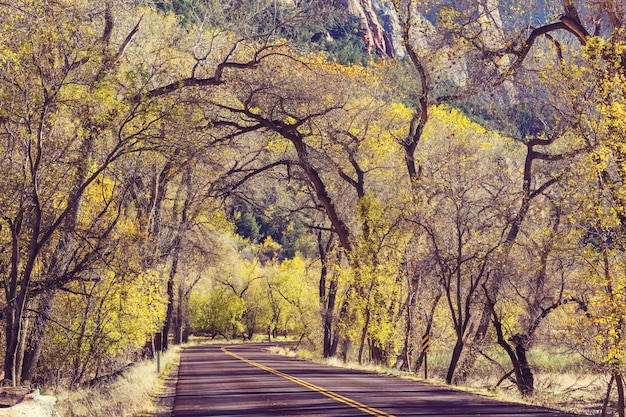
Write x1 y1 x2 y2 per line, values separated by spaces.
336 1 508 66
336 0 404 57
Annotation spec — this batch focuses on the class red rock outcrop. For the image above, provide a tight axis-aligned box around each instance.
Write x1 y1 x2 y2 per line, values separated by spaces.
336 0 396 57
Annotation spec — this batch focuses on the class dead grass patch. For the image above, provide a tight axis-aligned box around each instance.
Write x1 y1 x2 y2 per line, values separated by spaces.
54 347 180 417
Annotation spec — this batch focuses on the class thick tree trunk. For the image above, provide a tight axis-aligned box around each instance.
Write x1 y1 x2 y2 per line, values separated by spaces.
18 131 96 384
341 337 351 362
329 331 340 358
333 287 353 361
287 133 352 253
4 213 35 386
21 291 56 383
602 375 614 417
15 316 28 385
174 284 185 345
511 335 534 396
446 338 464 384
491 298 536 396
617 373 625 417
370 341 385 366
5 277 33 387
161 250 179 351
5 309 19 385
323 276 338 358
402 291 416 372
318 232 339 358
358 307 371 364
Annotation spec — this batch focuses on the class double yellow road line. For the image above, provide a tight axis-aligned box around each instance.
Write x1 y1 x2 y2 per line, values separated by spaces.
221 347 395 417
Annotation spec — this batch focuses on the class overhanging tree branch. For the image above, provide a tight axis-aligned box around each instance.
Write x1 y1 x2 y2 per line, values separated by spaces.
495 13 589 86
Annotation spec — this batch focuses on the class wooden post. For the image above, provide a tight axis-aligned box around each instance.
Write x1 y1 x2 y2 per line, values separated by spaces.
155 332 162 374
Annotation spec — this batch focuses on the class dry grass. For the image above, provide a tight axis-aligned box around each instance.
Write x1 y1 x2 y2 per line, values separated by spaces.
270 345 605 416
530 372 605 415
54 347 180 417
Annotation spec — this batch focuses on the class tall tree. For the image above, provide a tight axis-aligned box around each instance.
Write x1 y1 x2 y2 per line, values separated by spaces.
0 0 160 385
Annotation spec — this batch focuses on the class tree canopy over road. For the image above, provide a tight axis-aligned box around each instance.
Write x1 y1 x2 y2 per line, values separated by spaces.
1 0 625 414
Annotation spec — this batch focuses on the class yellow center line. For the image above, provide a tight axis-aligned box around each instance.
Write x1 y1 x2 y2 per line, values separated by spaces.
221 347 395 417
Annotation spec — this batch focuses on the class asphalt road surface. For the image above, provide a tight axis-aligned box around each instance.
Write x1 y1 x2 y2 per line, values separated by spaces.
172 343 581 417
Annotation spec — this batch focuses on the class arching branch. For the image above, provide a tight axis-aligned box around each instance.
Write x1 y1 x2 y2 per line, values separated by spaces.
495 13 589 85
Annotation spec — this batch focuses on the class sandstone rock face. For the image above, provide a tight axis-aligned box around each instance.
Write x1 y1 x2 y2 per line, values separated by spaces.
338 0 398 57
477 0 506 50
372 0 405 57
333 0 513 96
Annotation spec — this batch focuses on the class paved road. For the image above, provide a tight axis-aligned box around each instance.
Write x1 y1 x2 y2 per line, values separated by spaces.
172 343 580 417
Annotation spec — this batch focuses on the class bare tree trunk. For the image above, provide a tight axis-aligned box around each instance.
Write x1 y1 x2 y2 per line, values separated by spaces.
402 290 416 372
512 335 534 396
370 340 385 366
20 128 98 383
161 249 180 352
446 338 464 385
174 283 185 345
5 308 19 386
489 292 537 396
341 337 351 362
329 329 340 358
358 307 371 365
617 373 625 417
601 374 615 417
318 231 339 358
4 211 38 386
323 276 338 357
21 291 55 383
15 316 29 385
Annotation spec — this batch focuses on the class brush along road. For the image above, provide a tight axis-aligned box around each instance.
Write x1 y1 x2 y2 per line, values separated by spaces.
172 343 582 417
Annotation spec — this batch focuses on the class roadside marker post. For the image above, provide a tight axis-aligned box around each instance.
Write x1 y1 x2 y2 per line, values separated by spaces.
155 332 162 374
421 333 430 379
